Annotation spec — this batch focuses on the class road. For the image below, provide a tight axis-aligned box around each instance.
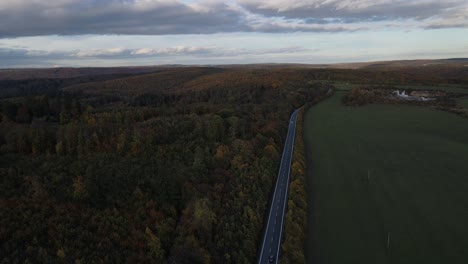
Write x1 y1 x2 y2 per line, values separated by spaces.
258 109 299 264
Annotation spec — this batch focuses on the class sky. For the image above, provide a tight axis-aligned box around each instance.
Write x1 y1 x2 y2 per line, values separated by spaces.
0 0 467 68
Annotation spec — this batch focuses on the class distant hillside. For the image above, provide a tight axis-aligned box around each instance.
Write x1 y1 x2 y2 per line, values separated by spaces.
62 65 468 99
0 66 175 80
63 67 224 96
330 58 468 69
216 58 468 70
2 58 467 81
3 58 468 95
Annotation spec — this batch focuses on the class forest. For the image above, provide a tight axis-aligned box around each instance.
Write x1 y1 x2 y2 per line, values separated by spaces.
1 65 468 263
0 67 328 263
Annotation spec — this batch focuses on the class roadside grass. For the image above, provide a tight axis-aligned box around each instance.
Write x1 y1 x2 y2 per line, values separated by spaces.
304 92 468 264
282 108 307 264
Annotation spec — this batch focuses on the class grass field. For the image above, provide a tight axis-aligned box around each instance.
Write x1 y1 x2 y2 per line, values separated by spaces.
457 98 468 108
304 92 468 264
395 84 468 94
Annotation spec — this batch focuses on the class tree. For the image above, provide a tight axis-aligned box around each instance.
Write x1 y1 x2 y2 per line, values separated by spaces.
193 198 216 244
72 176 87 201
226 116 240 139
215 145 230 160
263 144 279 161
204 115 225 142
55 141 64 155
31 129 46 156
2 102 18 121
57 248 66 259
145 227 164 262
117 130 130 155
16 106 31 123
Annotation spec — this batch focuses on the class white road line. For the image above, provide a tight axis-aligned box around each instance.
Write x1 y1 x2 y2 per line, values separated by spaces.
275 109 298 263
258 109 300 264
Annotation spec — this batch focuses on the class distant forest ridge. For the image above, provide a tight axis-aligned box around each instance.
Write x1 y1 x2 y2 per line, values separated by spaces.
1 58 467 80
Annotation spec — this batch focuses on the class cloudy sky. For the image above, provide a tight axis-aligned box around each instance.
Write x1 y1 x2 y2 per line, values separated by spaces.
0 0 467 68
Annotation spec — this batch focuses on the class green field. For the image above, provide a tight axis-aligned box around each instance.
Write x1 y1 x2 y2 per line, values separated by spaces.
304 92 468 264
395 84 468 94
457 98 468 108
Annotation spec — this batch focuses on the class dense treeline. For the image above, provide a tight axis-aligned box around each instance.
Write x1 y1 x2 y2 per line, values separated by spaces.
0 67 164 81
281 89 334 264
0 68 329 263
0 73 143 99
281 108 308 264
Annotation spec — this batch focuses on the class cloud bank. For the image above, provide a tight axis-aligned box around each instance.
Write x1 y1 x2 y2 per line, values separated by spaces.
0 45 313 67
0 0 467 37
1 0 467 67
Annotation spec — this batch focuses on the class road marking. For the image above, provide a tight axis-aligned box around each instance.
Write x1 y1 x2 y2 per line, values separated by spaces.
258 109 299 264
275 110 297 263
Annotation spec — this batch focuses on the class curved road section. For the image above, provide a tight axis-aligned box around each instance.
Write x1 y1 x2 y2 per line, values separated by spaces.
258 109 299 264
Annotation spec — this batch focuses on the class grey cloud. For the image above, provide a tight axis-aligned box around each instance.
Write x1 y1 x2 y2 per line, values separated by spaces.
0 0 246 37
0 45 312 66
0 0 467 38
0 48 29 58
0 47 70 67
0 47 70 59
238 0 466 22
74 46 216 58
0 46 317 67
199 46 312 57
422 6 468 29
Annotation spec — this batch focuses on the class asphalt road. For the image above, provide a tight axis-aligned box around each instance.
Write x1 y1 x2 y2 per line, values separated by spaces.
258 109 299 264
